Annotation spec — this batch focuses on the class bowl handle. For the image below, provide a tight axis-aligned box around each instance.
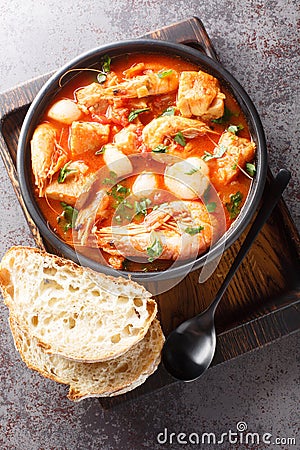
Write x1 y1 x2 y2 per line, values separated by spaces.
142 17 219 62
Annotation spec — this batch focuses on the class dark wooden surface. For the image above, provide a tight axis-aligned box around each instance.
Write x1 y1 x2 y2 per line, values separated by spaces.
0 17 299 410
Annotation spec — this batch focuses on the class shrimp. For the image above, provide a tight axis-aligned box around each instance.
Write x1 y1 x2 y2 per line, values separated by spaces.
142 116 216 150
177 71 225 119
100 69 179 99
95 201 217 261
75 188 110 245
31 123 67 196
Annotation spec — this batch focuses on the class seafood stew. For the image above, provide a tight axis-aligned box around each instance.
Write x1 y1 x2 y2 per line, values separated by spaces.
30 52 257 272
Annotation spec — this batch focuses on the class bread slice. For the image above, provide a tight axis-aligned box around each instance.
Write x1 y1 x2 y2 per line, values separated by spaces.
0 246 156 362
9 316 164 401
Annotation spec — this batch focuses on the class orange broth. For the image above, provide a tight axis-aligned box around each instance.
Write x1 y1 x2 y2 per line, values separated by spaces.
33 53 254 271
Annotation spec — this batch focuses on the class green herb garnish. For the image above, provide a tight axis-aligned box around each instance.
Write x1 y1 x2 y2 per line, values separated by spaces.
97 73 107 84
102 55 111 73
103 171 117 185
59 202 78 231
157 69 173 79
160 106 175 117
147 234 163 262
227 124 244 134
184 226 204 235
206 202 217 213
226 191 243 219
211 106 237 124
231 163 237 170
97 55 111 84
202 151 214 161
95 145 106 155
152 144 168 153
246 162 256 177
174 131 186 147
184 167 199 175
128 108 150 122
58 162 78 184
134 198 151 216
203 144 228 161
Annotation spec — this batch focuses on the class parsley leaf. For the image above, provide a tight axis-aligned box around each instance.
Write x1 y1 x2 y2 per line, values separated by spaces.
128 108 150 122
184 226 204 235
203 144 228 161
134 198 151 216
157 69 173 79
184 167 199 175
95 145 106 155
211 106 237 124
226 191 243 219
103 171 117 185
246 163 256 177
59 202 78 232
147 234 163 262
58 162 78 184
96 55 111 84
206 202 217 213
174 131 186 147
160 106 175 117
102 55 111 73
152 144 168 153
227 124 244 134
97 73 107 84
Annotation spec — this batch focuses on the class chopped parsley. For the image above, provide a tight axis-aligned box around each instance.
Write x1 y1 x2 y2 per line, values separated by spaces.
109 184 133 222
227 124 244 134
103 171 117 185
152 144 168 153
134 198 151 216
246 162 256 177
58 202 78 232
174 131 186 147
211 106 237 124
184 226 204 235
108 184 131 206
203 144 228 161
226 191 243 219
128 108 150 122
147 233 163 262
95 145 106 155
97 55 111 84
157 69 173 79
58 162 78 184
206 202 217 213
184 167 199 175
160 106 175 117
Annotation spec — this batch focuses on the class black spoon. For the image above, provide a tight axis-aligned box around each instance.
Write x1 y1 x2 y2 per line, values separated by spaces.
162 169 291 381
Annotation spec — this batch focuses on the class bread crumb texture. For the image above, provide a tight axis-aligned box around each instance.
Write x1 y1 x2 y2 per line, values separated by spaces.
0 247 157 362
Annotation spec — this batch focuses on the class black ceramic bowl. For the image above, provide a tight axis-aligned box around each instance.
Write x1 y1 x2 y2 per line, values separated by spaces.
17 39 267 283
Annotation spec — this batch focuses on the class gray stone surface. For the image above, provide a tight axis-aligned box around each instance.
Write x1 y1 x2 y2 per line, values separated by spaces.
0 1 299 449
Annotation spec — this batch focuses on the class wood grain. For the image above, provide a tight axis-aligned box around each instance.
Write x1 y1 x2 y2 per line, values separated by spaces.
0 17 299 409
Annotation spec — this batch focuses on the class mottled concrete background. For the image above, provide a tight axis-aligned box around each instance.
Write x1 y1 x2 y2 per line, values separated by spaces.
0 1 299 449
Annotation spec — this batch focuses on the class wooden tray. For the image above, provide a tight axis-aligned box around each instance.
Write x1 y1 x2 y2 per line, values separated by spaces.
0 17 299 409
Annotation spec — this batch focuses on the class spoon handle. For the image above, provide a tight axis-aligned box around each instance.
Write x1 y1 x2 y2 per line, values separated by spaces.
210 168 291 312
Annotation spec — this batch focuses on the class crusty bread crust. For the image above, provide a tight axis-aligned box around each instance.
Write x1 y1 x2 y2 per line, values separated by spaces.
9 316 164 401
0 246 157 362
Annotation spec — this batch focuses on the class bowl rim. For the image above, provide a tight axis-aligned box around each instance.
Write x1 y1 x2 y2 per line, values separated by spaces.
17 38 268 281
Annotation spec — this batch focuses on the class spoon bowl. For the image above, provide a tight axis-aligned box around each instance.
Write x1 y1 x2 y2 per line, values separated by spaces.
162 169 291 381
